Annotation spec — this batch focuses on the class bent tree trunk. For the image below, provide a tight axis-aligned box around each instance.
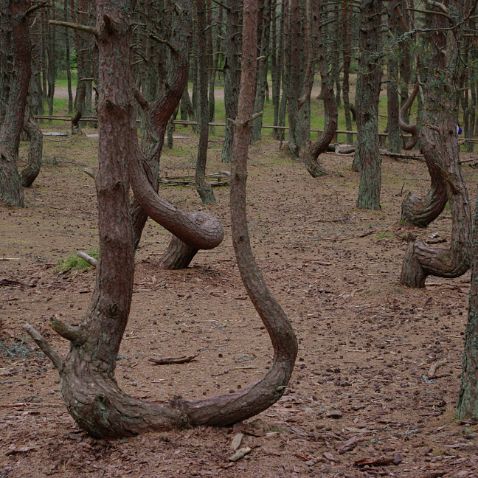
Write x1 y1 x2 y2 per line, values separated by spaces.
399 116 471 288
399 82 419 151
0 1 32 207
400 6 471 287
304 0 338 178
130 3 221 270
400 157 448 228
21 113 43 187
400 2 471 288
26 0 297 439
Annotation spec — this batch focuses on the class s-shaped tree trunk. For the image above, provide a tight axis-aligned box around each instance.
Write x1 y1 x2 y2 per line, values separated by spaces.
26 0 297 439
400 2 472 288
399 84 448 228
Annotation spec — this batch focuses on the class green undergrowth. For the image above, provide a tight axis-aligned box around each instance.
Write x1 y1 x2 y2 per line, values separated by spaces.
57 250 99 272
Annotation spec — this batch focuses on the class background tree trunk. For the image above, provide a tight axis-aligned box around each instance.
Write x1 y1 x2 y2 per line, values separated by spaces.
0 0 33 207
355 0 383 210
194 0 215 204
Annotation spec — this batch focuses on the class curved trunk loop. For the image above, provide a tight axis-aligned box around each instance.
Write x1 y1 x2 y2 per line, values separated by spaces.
399 83 419 150
304 80 338 178
400 156 448 227
400 124 472 287
130 45 220 268
26 0 297 439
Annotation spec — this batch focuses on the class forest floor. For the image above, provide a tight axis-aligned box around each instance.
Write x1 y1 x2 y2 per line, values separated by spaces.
1 128 478 477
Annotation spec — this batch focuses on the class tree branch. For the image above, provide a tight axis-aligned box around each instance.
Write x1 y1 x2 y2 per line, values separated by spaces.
49 20 98 36
24 324 64 371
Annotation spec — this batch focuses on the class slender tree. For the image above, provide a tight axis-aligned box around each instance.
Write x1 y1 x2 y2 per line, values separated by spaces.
355 0 383 210
194 0 215 204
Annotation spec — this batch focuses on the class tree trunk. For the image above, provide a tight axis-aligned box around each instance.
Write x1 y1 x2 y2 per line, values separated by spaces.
304 0 338 178
341 0 353 144
27 0 297 439
194 0 215 204
21 112 43 187
386 1 402 154
0 0 33 208
64 0 73 114
400 1 472 288
399 83 419 150
221 0 242 163
355 0 383 210
457 193 478 420
46 2 56 116
251 0 271 142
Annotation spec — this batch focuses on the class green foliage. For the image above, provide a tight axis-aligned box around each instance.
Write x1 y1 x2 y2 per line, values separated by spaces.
375 230 394 241
57 249 99 272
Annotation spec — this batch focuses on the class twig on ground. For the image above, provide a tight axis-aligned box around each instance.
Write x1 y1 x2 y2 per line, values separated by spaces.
148 354 198 365
428 358 448 379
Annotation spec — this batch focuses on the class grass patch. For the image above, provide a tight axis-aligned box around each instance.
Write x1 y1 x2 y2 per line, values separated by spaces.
57 249 99 272
375 230 394 241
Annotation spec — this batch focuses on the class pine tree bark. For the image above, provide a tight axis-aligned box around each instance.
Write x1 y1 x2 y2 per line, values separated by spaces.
20 111 43 187
400 1 472 288
0 0 33 207
457 193 478 420
304 0 338 178
355 0 383 210
194 0 215 204
221 0 242 163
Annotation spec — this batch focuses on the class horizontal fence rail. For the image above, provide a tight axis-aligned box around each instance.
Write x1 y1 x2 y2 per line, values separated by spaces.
33 115 478 144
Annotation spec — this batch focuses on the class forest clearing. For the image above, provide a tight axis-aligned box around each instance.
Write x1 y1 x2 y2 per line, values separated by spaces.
2 0 478 477
1 131 478 476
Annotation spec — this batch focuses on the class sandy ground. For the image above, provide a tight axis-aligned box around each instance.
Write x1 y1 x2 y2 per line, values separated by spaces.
1 130 478 477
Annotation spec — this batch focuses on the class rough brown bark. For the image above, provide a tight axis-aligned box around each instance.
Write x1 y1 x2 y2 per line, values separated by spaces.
355 0 383 210
304 0 338 178
399 83 419 151
457 193 478 420
27 0 297 439
20 112 43 187
194 0 215 204
400 2 472 288
0 0 32 207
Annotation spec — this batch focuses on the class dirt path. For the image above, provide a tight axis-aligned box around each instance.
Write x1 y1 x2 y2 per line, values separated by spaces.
1 132 478 477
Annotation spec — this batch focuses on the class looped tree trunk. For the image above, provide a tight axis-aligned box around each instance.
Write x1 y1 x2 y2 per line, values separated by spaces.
399 82 419 150
26 0 297 439
129 6 219 269
400 121 471 287
304 77 337 178
20 113 43 187
400 158 447 227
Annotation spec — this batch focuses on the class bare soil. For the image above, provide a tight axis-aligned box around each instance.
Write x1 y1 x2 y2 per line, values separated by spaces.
1 129 478 477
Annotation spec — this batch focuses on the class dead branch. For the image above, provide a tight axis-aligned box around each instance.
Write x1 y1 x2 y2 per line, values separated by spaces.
77 251 98 267
148 354 198 365
23 324 63 371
